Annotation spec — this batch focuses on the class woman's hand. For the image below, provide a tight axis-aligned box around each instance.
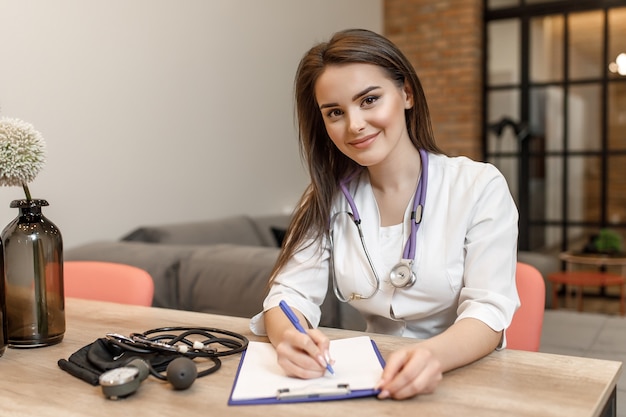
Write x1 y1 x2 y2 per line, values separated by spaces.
265 306 333 379
376 318 502 400
376 344 443 399
275 327 332 379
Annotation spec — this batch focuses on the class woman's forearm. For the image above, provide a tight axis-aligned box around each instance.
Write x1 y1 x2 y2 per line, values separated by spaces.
264 306 296 346
418 317 502 372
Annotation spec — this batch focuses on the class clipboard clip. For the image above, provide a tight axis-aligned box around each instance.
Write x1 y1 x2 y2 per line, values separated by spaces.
276 383 351 400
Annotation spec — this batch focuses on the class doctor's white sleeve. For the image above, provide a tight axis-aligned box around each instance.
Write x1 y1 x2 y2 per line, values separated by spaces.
249 238 331 336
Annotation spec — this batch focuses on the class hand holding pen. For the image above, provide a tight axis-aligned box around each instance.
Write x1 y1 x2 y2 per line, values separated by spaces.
279 300 334 375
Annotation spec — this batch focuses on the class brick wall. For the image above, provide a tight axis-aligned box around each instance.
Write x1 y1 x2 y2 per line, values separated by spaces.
384 0 483 160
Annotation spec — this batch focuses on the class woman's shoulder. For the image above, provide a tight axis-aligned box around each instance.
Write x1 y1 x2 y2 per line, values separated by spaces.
428 152 502 177
427 152 507 191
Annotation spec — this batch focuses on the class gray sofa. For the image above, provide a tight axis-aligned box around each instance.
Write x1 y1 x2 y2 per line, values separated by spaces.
65 214 558 330
64 214 366 331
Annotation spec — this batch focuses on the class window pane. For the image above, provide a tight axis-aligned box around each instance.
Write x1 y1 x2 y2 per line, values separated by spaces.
608 83 626 150
528 153 547 250
540 225 562 252
608 7 626 79
529 86 563 151
568 85 602 151
530 15 564 83
487 0 518 9
568 156 601 223
487 19 520 85
608 155 626 225
487 89 520 154
526 0 567 4
492 155 519 209
528 224 548 251
544 155 563 223
568 11 604 80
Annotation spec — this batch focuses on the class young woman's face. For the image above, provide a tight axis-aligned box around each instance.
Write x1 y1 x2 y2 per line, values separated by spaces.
314 63 413 168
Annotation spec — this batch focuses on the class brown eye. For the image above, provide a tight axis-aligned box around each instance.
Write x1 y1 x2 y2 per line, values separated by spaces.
326 109 343 118
362 96 379 107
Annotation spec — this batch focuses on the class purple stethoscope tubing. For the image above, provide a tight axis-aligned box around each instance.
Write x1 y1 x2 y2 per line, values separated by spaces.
338 148 428 263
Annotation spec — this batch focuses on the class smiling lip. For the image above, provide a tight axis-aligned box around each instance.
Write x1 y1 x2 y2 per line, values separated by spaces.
349 133 379 149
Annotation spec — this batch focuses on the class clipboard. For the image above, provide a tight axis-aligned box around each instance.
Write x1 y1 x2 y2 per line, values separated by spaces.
228 336 385 405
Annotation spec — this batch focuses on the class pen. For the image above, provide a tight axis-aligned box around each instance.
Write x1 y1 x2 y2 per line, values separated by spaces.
278 300 335 375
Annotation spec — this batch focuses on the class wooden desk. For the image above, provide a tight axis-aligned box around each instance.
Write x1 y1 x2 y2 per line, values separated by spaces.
0 298 621 417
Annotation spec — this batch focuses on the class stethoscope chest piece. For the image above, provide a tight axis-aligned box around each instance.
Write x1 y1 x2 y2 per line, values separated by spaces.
389 260 416 288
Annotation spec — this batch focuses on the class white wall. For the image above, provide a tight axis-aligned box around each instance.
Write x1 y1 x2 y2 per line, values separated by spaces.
0 0 382 249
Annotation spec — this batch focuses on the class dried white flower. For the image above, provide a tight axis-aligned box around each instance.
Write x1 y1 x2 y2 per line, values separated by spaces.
0 117 46 189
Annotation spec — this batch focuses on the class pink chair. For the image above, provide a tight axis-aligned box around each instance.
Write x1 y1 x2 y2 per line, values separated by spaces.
506 262 546 351
64 261 154 306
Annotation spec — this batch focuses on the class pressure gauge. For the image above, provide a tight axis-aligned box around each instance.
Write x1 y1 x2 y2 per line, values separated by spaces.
99 366 141 399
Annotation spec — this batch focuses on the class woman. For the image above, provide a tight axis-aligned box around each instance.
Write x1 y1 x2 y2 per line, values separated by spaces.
250 28 519 400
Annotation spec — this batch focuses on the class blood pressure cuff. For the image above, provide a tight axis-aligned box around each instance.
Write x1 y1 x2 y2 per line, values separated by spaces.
58 338 176 385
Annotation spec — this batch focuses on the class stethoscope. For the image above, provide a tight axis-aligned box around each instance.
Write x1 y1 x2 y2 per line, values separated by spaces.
329 148 428 302
105 326 248 361
96 327 248 398
105 326 248 379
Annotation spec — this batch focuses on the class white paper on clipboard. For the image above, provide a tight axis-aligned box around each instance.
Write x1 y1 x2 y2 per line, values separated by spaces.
229 335 384 404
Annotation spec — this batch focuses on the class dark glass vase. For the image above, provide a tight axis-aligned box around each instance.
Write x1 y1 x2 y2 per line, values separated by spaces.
2 199 65 347
0 237 7 356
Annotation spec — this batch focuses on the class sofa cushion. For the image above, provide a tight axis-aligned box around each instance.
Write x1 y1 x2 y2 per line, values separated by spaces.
176 244 279 317
175 243 366 330
64 241 197 309
121 215 266 247
250 215 291 247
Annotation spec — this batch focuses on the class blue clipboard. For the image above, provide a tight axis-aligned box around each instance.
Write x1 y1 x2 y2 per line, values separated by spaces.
228 337 385 405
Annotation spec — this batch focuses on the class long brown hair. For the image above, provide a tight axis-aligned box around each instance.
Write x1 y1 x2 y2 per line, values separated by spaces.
269 28 443 284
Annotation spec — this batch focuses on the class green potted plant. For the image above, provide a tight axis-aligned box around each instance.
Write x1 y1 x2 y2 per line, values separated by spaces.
583 229 624 256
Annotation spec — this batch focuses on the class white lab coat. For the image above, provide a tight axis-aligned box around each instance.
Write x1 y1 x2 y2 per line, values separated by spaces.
250 153 520 340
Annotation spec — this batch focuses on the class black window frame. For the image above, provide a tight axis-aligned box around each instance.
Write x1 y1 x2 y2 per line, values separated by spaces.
483 0 626 253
